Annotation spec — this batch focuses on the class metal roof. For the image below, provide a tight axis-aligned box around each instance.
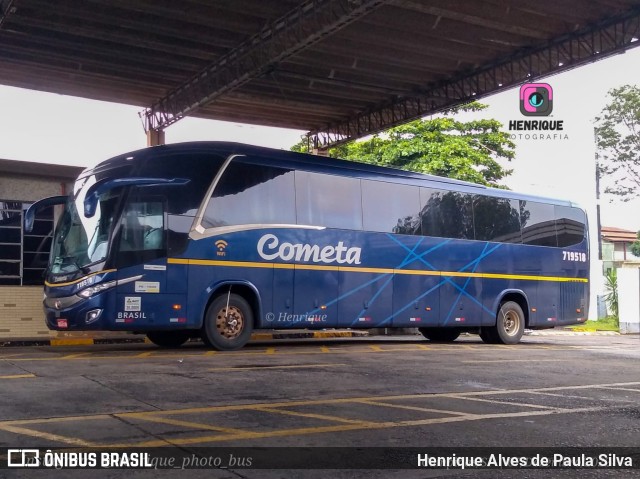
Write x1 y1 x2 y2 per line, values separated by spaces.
1 0 639 148
601 226 638 242
0 157 84 179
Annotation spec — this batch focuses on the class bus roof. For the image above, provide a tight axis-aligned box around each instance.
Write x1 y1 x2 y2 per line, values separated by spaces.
84 141 581 209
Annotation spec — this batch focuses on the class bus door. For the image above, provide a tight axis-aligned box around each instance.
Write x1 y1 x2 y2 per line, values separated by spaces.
112 196 179 329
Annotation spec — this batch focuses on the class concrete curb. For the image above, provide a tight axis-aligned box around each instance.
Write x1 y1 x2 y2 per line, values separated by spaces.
524 329 620 336
0 330 370 347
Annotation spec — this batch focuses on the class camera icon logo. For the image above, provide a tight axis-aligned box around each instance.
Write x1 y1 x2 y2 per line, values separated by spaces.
519 83 553 116
7 449 40 467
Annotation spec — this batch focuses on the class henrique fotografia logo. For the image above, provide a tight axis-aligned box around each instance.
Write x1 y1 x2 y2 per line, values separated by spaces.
519 83 553 116
509 82 567 141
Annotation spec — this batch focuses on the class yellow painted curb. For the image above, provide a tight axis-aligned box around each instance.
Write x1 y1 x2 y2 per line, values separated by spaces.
312 331 354 338
251 333 276 340
50 338 95 346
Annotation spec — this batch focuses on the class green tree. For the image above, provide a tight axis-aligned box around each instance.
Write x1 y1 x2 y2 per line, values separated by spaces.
595 85 640 201
292 102 514 187
603 269 619 321
631 230 640 257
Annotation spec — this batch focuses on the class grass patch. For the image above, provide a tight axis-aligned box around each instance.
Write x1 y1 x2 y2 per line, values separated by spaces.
569 317 619 332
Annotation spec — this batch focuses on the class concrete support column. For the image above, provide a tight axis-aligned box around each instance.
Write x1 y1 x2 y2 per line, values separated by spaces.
146 129 165 146
618 267 640 334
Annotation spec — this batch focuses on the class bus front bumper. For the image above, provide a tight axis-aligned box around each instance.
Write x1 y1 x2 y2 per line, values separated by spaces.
44 293 107 331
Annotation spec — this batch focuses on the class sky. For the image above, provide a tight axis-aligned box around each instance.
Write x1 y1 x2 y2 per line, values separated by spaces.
0 45 639 237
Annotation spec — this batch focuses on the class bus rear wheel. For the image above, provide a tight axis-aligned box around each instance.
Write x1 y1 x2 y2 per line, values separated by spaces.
419 327 461 342
146 331 191 348
488 301 525 345
202 293 254 351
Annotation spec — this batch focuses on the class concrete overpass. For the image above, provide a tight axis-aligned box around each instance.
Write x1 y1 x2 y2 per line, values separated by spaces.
0 0 639 147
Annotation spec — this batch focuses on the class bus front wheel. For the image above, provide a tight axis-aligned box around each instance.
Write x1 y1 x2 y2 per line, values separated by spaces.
146 331 191 348
202 293 254 351
491 301 525 345
418 327 460 342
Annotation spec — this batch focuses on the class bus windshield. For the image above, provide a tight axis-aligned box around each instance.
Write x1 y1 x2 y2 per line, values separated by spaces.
50 176 119 275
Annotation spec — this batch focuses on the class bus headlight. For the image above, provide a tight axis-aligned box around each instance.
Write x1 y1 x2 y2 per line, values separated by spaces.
85 309 103 324
77 280 117 299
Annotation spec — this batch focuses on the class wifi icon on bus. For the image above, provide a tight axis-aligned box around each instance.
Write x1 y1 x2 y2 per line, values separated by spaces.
215 240 228 256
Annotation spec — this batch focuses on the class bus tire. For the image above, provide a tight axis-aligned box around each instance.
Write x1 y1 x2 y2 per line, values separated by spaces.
202 293 254 351
418 327 460 342
493 301 525 344
146 331 190 348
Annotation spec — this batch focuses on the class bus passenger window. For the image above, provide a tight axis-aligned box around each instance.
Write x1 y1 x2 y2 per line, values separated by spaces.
473 195 521 243
520 201 557 247
420 188 473 240
295 171 363 230
555 205 586 247
362 180 420 234
203 162 295 228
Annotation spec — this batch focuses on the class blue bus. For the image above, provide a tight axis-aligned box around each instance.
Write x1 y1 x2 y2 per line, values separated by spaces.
25 142 589 350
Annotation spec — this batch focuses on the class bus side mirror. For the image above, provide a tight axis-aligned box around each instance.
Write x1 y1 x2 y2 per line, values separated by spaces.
24 195 68 233
84 177 190 217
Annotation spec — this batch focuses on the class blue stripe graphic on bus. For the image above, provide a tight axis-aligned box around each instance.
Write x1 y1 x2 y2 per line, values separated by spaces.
443 242 492 325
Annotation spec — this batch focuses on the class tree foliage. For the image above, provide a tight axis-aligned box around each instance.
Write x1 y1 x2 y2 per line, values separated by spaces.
631 230 640 258
595 85 640 201
603 268 619 320
292 102 515 187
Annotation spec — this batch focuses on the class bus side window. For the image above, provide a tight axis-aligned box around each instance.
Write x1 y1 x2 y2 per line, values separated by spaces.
296 171 363 230
555 205 586 247
361 180 420 235
202 162 296 228
116 198 165 268
520 201 557 247
473 195 521 243
420 188 473 240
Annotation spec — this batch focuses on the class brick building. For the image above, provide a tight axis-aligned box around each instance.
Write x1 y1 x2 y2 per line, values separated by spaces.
0 158 84 339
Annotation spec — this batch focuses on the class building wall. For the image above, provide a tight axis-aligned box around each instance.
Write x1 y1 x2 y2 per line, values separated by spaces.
0 286 52 338
0 286 123 340
1 173 75 338
0 176 72 201
614 243 640 262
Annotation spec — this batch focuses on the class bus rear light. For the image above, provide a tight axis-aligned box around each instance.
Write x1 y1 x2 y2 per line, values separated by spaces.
57 319 68 328
85 309 103 324
576 309 581 313
172 304 182 310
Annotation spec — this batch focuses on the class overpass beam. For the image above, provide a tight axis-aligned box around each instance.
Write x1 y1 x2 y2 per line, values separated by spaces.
141 0 387 134
308 6 640 150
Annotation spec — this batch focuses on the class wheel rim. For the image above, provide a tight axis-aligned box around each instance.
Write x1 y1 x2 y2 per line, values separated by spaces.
216 305 244 339
502 309 521 336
